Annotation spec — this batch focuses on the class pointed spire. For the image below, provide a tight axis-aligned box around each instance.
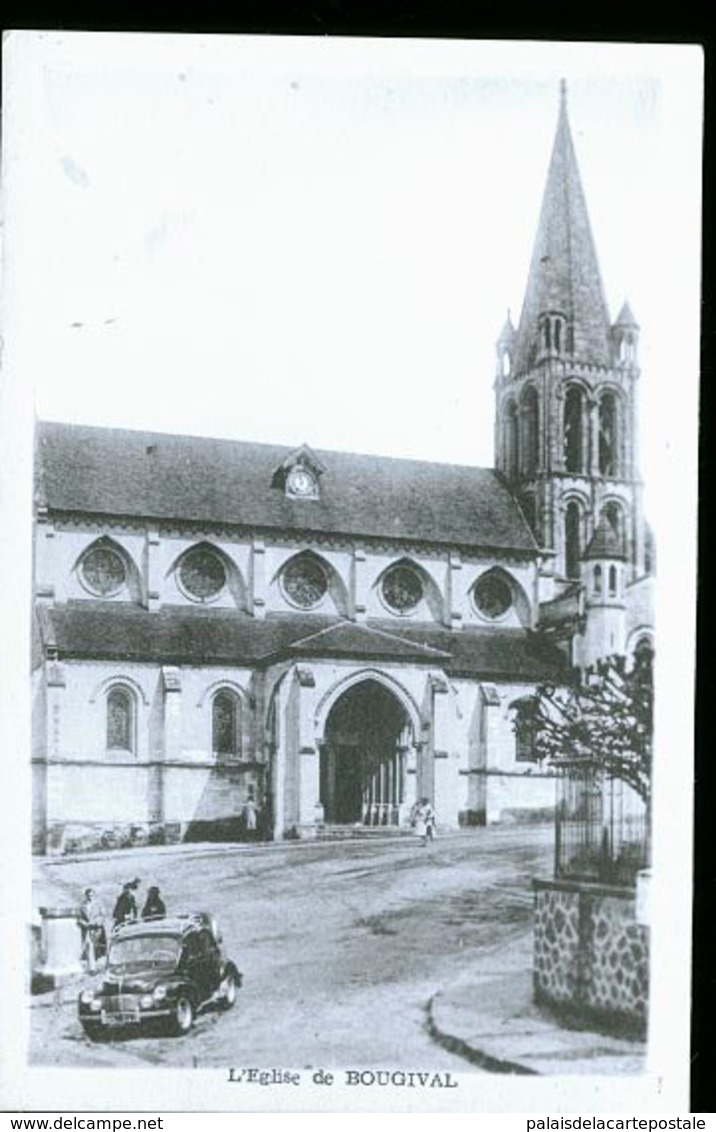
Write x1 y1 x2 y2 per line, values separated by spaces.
511 82 613 376
614 300 639 329
497 310 516 348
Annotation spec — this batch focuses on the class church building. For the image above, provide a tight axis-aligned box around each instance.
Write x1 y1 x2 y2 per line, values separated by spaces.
31 84 654 854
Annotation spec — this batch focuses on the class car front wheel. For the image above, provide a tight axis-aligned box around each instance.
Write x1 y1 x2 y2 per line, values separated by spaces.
81 1021 104 1042
172 995 194 1035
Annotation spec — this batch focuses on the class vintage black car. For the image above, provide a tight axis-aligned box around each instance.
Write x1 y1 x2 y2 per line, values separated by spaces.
78 912 241 1038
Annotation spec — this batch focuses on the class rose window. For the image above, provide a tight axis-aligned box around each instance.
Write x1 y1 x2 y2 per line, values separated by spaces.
281 556 328 609
81 545 127 596
381 564 423 614
473 572 512 619
178 547 227 601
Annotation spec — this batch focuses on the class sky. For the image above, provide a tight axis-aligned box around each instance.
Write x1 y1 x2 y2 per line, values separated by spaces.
2 34 701 499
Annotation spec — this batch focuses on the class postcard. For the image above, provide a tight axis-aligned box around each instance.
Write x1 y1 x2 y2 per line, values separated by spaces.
0 31 702 1113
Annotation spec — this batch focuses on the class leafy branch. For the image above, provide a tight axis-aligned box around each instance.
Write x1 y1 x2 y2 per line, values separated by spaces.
513 653 653 802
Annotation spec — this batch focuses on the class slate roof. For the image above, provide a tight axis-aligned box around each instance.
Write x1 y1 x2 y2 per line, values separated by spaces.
37 603 568 682
583 516 627 561
35 421 536 554
511 85 614 376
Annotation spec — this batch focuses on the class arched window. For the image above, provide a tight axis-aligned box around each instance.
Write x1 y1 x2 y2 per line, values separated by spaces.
608 565 618 597
107 685 135 752
598 393 618 476
80 540 128 597
554 318 562 353
564 386 585 474
565 501 581 579
381 561 424 615
593 564 602 596
505 400 519 478
280 553 329 610
212 690 241 759
521 387 539 476
510 696 539 763
602 500 624 538
633 637 654 680
473 570 513 620
178 544 227 603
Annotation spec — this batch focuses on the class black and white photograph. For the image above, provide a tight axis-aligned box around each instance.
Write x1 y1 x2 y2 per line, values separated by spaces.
0 32 701 1113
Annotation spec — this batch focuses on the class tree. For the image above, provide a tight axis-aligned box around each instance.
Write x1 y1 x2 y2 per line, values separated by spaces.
514 652 653 802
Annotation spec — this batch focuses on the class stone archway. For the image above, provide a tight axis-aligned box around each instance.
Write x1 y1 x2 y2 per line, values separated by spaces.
320 679 414 826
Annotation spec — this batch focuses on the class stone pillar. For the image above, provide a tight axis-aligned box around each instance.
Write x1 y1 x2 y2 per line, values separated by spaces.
44 659 66 852
161 667 182 762
427 672 452 821
38 907 83 984
35 508 58 602
294 667 320 836
145 528 161 610
552 385 565 471
251 538 267 620
352 547 367 622
447 553 463 630
588 396 600 476
635 868 651 927
271 691 286 843
46 659 65 760
480 683 503 823
404 741 421 820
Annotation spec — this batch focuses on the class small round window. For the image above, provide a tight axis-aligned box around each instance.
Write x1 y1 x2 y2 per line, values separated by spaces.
473 572 512 619
382 564 423 614
281 556 328 609
178 547 227 602
81 544 127 597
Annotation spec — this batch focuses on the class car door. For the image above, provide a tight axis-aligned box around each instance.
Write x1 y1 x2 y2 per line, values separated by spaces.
179 932 204 1001
197 929 222 997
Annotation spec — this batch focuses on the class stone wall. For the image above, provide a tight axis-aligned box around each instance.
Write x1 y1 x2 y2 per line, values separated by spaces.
533 877 648 1038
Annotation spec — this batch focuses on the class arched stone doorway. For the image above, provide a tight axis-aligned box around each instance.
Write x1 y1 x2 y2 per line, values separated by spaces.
320 679 414 826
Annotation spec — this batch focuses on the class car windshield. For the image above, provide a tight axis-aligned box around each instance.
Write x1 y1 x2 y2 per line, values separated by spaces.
108 934 181 972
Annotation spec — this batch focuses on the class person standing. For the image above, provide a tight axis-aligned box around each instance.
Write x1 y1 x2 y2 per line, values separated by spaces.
141 885 166 920
112 878 140 928
424 800 437 843
411 798 437 846
242 795 259 840
77 888 105 973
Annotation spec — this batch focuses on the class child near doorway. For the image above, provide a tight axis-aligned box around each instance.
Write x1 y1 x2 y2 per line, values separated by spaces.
410 798 437 846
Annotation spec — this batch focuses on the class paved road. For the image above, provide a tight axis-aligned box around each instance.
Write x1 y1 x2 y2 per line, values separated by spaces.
31 825 552 1070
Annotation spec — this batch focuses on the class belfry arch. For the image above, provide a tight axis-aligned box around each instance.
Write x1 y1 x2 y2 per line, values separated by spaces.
318 677 418 827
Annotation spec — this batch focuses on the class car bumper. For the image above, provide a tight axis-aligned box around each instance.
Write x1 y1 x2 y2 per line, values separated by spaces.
80 1004 174 1027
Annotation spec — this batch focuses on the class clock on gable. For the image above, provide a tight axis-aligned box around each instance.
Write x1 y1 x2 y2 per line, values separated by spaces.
286 465 316 498
272 443 326 501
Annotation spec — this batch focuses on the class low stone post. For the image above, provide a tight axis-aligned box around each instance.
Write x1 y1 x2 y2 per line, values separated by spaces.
37 906 83 985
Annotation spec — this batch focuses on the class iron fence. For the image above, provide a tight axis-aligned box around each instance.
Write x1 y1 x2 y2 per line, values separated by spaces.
554 759 649 886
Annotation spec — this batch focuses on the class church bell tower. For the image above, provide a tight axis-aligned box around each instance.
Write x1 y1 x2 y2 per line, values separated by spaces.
494 81 649 600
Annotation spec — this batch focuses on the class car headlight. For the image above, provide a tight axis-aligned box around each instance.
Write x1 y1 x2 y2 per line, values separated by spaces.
139 995 153 1010
80 989 95 1005
153 985 167 1002
89 1000 101 1013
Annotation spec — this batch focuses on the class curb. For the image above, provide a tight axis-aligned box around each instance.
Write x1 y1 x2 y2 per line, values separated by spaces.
425 993 538 1076
37 830 478 869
